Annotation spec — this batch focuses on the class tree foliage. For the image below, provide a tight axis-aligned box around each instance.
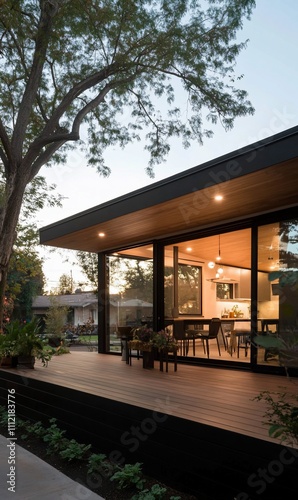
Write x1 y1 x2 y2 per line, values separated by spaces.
7 247 44 321
0 0 256 326
44 296 69 336
57 273 73 295
76 251 98 292
120 259 153 302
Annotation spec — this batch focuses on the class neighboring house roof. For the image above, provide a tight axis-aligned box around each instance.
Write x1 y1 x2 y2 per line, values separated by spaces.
110 299 153 308
32 292 98 310
39 126 298 253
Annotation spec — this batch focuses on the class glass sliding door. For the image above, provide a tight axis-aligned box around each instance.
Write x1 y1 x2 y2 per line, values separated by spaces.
257 218 298 367
164 246 202 318
106 245 153 352
164 229 251 362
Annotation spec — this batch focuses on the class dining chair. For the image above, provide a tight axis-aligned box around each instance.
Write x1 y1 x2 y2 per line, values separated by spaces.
236 331 251 357
228 330 251 358
184 324 204 356
195 318 221 358
173 320 190 356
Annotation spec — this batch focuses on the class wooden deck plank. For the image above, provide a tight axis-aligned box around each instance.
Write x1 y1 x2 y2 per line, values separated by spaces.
5 351 297 445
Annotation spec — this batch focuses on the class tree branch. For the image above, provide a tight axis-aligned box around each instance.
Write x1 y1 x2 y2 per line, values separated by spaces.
0 118 12 173
27 140 66 182
26 74 136 179
12 0 61 158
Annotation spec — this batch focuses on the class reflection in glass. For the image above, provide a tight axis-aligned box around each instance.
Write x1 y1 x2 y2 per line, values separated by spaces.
178 264 202 315
216 283 234 300
106 247 153 352
257 218 298 366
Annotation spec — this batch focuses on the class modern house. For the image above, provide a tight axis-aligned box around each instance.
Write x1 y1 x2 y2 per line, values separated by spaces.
1 126 298 499
38 126 298 374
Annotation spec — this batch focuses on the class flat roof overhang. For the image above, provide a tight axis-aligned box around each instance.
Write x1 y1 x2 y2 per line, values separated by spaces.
39 126 298 253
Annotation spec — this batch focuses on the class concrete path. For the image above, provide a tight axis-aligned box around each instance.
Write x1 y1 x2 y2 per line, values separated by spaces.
0 435 104 500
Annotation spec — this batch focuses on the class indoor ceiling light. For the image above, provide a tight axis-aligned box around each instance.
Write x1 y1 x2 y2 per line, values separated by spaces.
208 261 215 269
214 195 223 201
216 234 221 261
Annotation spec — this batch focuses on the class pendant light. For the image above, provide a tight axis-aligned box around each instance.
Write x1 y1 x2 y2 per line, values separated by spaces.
216 235 221 261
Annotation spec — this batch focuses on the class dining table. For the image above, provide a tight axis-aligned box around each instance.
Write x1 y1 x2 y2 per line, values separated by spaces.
165 317 278 357
166 317 251 354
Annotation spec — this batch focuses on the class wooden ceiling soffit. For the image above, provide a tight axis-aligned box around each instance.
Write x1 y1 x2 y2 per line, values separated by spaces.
39 159 298 253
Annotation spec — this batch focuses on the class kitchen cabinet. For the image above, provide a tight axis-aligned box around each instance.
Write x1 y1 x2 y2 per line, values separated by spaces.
235 269 251 298
258 272 271 301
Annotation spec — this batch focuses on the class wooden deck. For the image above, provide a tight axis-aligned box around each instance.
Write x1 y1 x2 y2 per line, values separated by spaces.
7 350 297 445
1 351 298 499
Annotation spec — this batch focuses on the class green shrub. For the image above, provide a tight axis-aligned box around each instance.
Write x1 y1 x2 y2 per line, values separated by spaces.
21 420 46 440
42 418 67 453
131 483 168 499
59 439 91 461
255 390 298 446
87 453 115 476
110 462 145 490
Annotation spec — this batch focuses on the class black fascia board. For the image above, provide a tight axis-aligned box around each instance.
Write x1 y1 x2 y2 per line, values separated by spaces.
39 125 298 244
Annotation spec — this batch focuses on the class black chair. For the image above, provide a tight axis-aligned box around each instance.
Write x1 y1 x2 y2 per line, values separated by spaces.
221 321 235 351
195 318 221 358
173 321 190 356
236 331 251 357
184 324 204 356
227 329 251 357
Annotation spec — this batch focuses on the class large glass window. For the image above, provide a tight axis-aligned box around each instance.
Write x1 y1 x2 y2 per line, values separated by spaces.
257 218 298 367
164 247 202 316
103 217 298 369
106 246 153 352
164 229 252 362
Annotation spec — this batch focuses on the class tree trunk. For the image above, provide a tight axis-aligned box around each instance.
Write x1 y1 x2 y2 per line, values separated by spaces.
0 171 28 329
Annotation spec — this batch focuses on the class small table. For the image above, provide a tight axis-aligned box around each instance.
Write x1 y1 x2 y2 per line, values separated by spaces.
159 347 178 372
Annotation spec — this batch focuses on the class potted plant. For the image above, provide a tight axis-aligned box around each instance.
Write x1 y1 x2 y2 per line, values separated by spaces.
5 319 53 368
0 330 18 367
152 329 179 353
129 326 155 352
129 326 156 368
128 326 179 369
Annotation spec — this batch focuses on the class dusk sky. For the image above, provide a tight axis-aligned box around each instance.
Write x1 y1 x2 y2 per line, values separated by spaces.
37 0 298 291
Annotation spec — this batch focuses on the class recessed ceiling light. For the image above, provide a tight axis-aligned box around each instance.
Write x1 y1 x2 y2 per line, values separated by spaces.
186 247 192 252
214 195 223 201
98 232 105 237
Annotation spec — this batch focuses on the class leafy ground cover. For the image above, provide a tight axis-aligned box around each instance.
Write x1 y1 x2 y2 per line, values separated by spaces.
0 408 198 500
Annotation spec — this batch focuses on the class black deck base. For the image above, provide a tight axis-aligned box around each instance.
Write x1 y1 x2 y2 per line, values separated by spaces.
0 369 297 500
